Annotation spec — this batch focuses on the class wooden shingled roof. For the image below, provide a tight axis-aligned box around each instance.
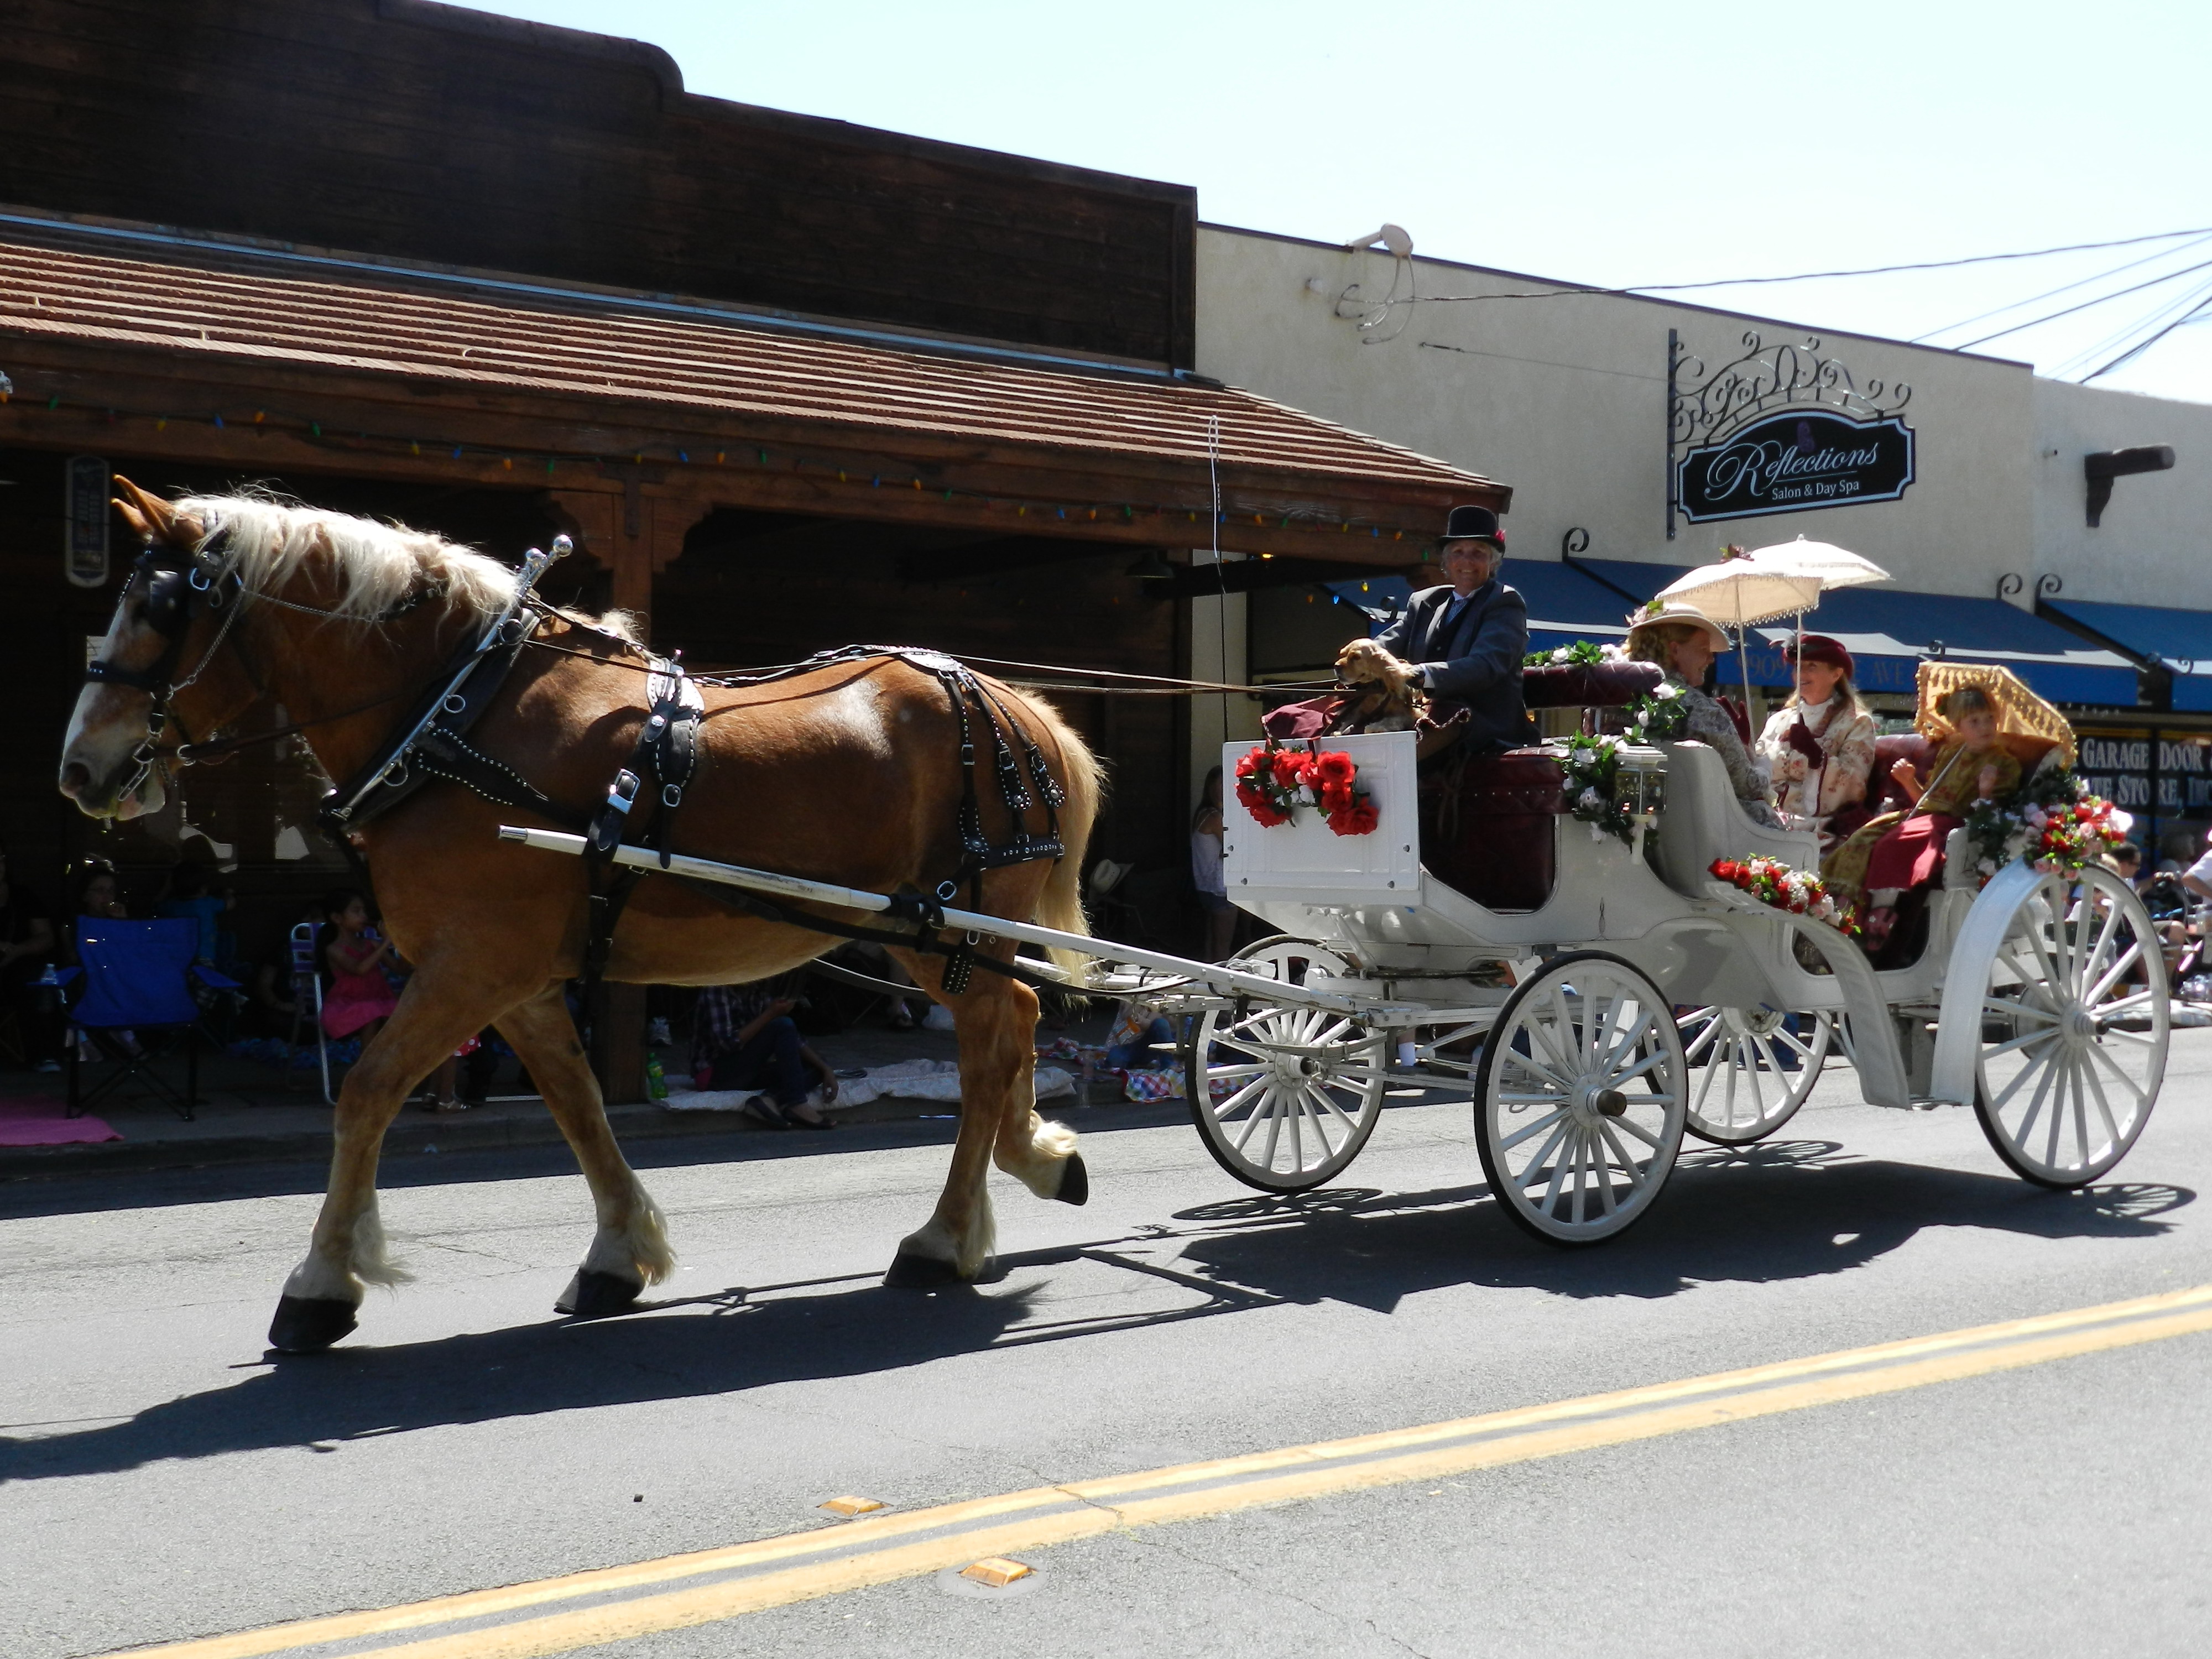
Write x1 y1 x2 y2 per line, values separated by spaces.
0 231 1505 556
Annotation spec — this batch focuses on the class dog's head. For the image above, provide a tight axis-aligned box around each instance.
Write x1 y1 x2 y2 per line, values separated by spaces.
1335 638 1410 692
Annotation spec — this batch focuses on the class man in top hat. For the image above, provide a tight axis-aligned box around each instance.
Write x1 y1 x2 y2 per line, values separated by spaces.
1369 504 1531 754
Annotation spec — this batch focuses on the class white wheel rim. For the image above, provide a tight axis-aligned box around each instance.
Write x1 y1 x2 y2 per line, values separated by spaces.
1977 867 2167 1183
1678 1005 1831 1144
1480 958 1686 1240
1187 942 1388 1190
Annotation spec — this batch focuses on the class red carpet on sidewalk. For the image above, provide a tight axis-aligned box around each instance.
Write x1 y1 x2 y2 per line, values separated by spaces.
0 1097 123 1146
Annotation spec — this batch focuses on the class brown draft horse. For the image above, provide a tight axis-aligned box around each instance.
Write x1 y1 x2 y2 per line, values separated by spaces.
58 483 1101 1353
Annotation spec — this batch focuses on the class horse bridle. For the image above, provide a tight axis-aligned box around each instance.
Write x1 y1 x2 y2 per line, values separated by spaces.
82 525 252 803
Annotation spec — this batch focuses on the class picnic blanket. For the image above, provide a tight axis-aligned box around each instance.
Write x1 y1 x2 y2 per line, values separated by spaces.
662 1058 1077 1114
0 1098 122 1146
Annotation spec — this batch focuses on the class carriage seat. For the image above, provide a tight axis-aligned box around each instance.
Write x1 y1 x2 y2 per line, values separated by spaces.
1422 747 1565 913
1521 660 1664 709
1649 741 1821 899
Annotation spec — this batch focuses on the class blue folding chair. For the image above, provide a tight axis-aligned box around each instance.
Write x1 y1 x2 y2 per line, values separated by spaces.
56 917 239 1121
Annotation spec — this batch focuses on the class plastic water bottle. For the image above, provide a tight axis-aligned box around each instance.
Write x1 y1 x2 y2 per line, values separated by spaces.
645 1051 668 1101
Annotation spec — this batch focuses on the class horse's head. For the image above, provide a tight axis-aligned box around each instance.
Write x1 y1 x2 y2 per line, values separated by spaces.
59 478 265 820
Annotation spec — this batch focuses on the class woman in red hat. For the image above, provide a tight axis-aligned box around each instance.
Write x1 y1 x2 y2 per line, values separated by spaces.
1754 634 1880 851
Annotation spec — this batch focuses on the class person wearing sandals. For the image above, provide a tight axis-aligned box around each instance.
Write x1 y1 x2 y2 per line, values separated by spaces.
690 980 839 1129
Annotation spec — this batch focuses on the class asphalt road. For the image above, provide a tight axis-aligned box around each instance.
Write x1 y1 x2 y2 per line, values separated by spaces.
6 1031 2211 1658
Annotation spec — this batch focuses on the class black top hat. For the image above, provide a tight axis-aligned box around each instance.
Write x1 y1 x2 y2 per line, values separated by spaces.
1441 504 1504 547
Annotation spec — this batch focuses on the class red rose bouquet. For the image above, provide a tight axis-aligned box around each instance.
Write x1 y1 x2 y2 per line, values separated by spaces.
1709 854 1854 932
1234 743 1379 836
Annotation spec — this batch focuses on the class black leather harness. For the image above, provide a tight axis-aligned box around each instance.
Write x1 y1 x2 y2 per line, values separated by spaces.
90 529 1071 1003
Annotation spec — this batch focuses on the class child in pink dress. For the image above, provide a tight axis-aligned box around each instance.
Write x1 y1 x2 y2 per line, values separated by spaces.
319 891 399 1044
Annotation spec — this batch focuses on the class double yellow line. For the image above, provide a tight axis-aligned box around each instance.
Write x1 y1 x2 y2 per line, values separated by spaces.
123 1282 2212 1659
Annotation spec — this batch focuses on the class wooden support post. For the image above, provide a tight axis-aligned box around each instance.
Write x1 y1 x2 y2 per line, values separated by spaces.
547 483 700 1105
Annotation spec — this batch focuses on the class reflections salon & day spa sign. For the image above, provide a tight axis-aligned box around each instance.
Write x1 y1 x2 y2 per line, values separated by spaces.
1676 410 1916 525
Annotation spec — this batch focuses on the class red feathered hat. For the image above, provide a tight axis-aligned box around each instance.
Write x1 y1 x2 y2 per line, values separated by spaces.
1783 633 1854 679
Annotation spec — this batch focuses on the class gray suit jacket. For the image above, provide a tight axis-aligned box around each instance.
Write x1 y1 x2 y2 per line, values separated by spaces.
1374 579 1531 753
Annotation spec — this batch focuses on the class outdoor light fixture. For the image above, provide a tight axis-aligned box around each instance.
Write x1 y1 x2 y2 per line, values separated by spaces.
1125 549 1174 584
2084 445 2174 527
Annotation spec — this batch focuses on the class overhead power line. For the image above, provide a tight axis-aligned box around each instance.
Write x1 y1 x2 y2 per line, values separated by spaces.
2083 295 2212 383
1950 254 2212 350
1405 225 2212 305
1913 231 2212 343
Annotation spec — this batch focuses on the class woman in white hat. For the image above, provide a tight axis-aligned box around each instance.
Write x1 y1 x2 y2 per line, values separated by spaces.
1624 600 1783 829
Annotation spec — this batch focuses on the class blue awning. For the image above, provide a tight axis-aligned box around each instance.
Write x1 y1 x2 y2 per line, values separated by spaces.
1553 557 2139 706
1325 559 1640 654
2042 597 2212 714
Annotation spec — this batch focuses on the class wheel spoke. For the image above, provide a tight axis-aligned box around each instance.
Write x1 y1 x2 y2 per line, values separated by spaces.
1598 1007 1658 1075
2079 898 2127 993
2080 1056 2123 1155
1680 1013 1722 1063
1311 1082 1364 1136
1609 1047 1672 1087
1499 1105 1571 1150
2007 1049 2059 1149
1691 1046 1722 1115
1984 996 2060 1025
2085 1039 2148 1106
2085 945 2145 1009
1984 1025 2063 1063
1533 1129 1575 1213
1597 1118 1650 1192
1590 1136 1619 1216
1214 1076 1269 1121
1770 1024 1816 1063
2044 1057 2071 1169
1501 1045 1575 1094
1610 1113 1665 1149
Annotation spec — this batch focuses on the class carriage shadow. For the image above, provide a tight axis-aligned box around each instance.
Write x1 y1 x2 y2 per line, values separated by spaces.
2 1140 2188 1487
1166 1139 2192 1309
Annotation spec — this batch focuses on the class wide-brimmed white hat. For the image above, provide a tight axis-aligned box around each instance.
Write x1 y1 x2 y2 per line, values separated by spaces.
1624 597 1732 655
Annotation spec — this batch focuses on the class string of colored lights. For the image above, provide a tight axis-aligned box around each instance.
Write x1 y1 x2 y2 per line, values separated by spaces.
0 371 1444 546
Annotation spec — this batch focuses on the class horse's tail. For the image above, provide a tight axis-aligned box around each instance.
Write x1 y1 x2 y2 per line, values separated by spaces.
1013 690 1104 982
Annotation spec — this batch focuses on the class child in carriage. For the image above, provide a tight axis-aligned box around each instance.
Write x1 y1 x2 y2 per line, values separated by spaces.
1825 683 2022 948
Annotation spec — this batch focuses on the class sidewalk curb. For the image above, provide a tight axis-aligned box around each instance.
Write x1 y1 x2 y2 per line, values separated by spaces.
0 1089 1133 1180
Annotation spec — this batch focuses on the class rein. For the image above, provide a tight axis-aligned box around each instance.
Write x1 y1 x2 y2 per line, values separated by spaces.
519 633 1332 700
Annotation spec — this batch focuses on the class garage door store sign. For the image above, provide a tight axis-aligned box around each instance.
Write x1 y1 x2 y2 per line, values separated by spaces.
1676 410 1916 524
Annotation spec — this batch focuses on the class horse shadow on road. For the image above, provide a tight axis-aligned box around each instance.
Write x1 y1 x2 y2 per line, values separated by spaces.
1 1136 2188 1488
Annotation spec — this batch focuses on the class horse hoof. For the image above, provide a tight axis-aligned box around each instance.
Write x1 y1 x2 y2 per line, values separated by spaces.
556 1270 644 1318
1052 1151 1089 1207
268 1296 358 1353
883 1250 972 1290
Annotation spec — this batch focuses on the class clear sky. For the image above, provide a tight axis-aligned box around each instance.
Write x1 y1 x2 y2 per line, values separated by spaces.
470 0 2212 403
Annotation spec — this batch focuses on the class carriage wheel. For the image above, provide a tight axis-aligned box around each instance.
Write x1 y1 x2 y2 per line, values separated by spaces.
1182 940 1390 1193
1970 866 2167 1188
1678 1005 1832 1145
1475 952 1686 1245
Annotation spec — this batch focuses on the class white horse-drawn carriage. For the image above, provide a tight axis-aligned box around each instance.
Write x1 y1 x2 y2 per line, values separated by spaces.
1089 723 2169 1243
519 709 2172 1250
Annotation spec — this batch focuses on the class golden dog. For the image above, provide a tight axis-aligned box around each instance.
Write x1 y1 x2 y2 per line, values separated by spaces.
1331 638 1425 734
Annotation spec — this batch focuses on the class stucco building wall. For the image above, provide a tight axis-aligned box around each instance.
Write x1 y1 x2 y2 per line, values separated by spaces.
1194 225 2210 610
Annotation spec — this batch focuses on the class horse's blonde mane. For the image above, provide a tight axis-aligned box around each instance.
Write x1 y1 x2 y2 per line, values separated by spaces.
175 492 520 623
